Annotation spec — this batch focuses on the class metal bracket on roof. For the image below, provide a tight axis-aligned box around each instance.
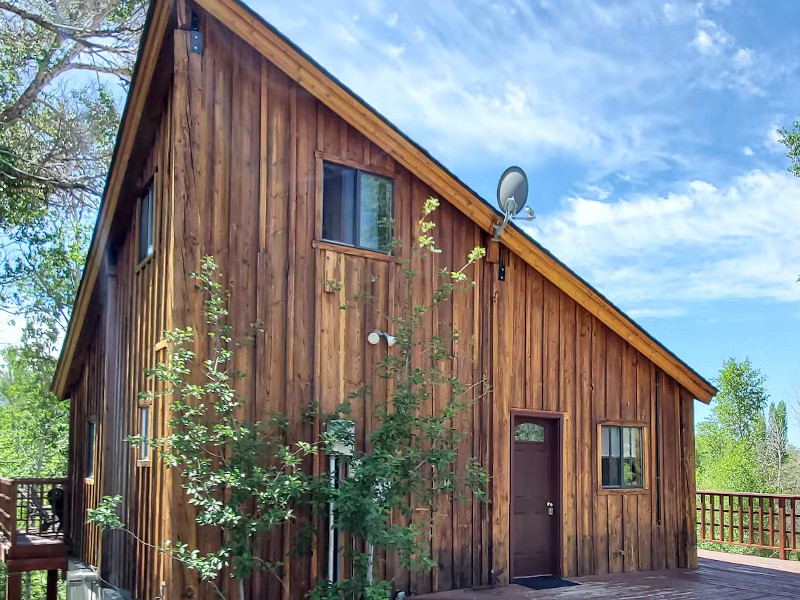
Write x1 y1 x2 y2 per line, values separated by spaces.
190 12 202 55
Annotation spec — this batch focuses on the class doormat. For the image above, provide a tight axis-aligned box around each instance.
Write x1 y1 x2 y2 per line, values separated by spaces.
515 576 580 590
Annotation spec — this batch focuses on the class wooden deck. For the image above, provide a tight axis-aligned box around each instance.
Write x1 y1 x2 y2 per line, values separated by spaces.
418 551 800 599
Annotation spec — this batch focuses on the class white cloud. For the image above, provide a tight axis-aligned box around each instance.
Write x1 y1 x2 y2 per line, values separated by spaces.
743 146 754 156
764 119 786 153
733 47 754 69
528 170 800 311
248 0 700 175
692 19 731 55
247 0 797 180
386 44 405 59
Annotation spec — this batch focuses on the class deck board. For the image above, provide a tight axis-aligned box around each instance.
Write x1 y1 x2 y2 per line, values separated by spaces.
417 551 800 599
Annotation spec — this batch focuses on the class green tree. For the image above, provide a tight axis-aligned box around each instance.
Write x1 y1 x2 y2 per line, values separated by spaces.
695 358 769 493
0 0 146 351
778 121 800 178
764 401 788 492
0 345 68 477
712 358 767 443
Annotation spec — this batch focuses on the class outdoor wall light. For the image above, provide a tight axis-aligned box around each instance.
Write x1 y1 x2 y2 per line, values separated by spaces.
367 329 396 347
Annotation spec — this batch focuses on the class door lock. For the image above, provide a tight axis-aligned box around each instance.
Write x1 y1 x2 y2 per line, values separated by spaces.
546 501 554 516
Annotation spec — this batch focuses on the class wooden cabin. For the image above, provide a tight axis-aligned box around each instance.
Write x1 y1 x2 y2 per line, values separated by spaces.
45 0 717 598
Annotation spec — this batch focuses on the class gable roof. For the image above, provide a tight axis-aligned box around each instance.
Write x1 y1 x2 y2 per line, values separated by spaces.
53 0 717 403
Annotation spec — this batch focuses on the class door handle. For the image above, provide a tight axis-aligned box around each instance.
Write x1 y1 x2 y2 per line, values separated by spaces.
546 501 554 516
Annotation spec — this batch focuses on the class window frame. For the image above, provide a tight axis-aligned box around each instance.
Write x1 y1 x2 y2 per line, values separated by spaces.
597 422 649 494
316 154 395 256
137 378 153 467
137 178 155 267
138 405 151 465
85 417 97 483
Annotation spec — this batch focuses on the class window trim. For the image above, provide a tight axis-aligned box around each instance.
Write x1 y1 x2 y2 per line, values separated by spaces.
315 153 395 257
137 374 154 467
85 417 97 484
597 421 649 495
136 177 156 269
137 405 152 466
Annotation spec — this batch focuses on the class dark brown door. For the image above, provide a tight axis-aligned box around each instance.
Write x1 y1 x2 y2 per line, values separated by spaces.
511 417 559 578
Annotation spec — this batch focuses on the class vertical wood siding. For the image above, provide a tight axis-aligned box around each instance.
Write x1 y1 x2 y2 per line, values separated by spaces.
67 99 173 600
65 5 697 599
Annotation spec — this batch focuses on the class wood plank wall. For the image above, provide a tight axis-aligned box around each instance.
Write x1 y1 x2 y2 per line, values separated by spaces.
66 99 173 600
66 4 697 599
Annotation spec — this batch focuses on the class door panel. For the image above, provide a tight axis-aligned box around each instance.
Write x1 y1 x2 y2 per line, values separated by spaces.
511 417 558 578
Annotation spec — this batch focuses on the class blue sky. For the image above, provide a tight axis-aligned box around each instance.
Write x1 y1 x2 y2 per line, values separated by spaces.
248 0 800 441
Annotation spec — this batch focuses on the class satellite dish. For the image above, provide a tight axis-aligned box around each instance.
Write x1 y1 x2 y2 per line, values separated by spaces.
497 166 528 216
493 166 534 241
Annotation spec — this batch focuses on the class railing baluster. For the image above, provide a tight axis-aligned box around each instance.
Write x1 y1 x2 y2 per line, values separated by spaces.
700 493 707 541
737 494 743 544
748 497 753 546
728 494 734 542
778 499 786 559
710 493 716 541
758 497 763 547
768 497 774 550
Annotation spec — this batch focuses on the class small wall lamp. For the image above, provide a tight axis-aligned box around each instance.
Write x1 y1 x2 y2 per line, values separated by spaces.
367 329 396 347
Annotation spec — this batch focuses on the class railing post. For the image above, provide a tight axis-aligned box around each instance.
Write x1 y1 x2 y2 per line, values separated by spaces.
779 500 786 560
10 480 17 546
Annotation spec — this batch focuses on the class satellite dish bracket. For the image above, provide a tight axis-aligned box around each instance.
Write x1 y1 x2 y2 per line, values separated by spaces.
492 200 534 241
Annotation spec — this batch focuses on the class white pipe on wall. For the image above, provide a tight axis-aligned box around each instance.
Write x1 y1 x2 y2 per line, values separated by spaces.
328 456 336 582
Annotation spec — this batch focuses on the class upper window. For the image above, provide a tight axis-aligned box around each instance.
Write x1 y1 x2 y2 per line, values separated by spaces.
86 419 96 480
601 425 644 489
515 422 545 443
322 162 393 253
138 182 154 263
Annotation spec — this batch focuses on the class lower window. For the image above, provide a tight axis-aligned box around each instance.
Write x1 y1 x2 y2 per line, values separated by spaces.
139 406 151 461
601 424 644 489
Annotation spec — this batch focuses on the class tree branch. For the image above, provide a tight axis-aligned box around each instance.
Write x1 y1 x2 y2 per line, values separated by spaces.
0 152 102 195
0 37 81 126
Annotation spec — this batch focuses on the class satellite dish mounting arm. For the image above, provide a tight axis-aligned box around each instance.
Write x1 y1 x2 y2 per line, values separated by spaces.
492 198 516 241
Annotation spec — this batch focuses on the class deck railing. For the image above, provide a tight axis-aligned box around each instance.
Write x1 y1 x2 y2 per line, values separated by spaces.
697 491 800 559
0 478 17 546
0 477 67 546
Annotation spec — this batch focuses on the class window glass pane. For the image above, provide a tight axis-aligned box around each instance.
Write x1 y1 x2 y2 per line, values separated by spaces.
138 185 154 262
602 457 620 487
358 173 393 252
140 407 151 461
515 422 545 442
609 426 620 457
86 420 96 478
623 427 631 458
322 163 356 246
623 427 644 487
601 425 610 457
